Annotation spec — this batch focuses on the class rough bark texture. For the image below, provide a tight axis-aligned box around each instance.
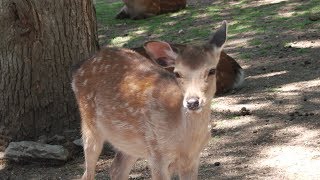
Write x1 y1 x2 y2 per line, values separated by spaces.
0 0 98 144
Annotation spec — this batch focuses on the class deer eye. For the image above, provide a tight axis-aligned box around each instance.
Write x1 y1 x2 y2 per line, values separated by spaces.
174 72 182 78
208 68 216 76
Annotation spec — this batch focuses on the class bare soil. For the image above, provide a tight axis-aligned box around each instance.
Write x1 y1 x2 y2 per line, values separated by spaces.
1 0 319 179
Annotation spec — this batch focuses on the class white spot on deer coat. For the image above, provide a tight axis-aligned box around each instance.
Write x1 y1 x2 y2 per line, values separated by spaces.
79 69 85 76
83 79 88 86
86 92 94 100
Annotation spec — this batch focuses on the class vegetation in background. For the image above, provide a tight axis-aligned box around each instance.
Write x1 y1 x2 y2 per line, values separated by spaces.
95 0 319 60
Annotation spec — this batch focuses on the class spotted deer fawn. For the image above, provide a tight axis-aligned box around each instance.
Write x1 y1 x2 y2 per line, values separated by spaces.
72 21 228 180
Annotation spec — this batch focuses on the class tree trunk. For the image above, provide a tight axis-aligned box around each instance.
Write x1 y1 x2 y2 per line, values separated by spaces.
0 0 98 144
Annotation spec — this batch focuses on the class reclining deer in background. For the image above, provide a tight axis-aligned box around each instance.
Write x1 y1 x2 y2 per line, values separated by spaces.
72 21 228 180
116 0 186 20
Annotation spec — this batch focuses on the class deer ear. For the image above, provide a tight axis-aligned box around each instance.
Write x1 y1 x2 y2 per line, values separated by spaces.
143 41 178 68
208 20 227 51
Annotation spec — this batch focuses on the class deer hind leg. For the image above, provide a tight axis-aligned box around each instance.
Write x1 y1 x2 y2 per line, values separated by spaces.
81 126 104 180
79 99 104 180
109 151 138 180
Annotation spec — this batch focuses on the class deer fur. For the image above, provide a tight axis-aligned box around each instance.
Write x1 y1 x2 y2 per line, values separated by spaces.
116 0 186 20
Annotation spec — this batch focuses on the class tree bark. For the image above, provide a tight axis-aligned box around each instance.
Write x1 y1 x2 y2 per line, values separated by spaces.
0 0 98 143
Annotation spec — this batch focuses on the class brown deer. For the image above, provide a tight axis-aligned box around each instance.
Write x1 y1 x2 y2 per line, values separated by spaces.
116 0 186 20
132 44 244 95
72 21 228 180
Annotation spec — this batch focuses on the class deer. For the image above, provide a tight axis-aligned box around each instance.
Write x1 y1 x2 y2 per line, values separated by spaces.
132 44 244 95
116 0 186 20
72 21 228 180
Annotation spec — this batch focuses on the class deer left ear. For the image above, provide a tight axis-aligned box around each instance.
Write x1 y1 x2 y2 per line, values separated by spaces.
208 20 227 51
143 41 177 68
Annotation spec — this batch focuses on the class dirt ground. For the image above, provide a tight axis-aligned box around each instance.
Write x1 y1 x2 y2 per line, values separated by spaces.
0 0 319 179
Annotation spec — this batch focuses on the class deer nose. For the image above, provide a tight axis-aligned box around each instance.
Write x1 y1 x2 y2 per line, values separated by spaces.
186 97 200 110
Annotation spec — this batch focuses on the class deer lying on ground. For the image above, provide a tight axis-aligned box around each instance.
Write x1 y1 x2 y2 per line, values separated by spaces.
132 44 244 95
72 21 228 180
116 0 186 20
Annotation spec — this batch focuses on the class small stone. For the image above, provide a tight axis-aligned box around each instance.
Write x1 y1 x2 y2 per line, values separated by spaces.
253 130 258 133
309 13 320 21
214 162 221 166
239 107 251 116
4 141 69 162
309 112 315 116
304 61 311 65
178 29 184 34
73 139 83 147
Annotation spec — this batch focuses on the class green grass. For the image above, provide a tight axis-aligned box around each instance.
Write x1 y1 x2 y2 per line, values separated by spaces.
239 53 252 61
250 39 262 46
266 87 281 93
226 114 241 120
94 0 320 55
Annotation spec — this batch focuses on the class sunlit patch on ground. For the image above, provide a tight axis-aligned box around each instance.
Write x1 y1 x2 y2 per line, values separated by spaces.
280 79 320 92
251 126 320 179
286 40 320 49
247 71 288 80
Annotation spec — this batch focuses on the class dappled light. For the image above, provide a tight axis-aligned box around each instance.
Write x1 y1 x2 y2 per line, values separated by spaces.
259 145 320 179
111 36 132 47
286 40 320 48
258 126 320 179
280 79 320 91
1 0 319 179
247 71 288 79
215 116 258 130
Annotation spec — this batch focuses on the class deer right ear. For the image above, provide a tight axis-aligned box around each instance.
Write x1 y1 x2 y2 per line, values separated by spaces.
208 20 227 51
143 41 178 68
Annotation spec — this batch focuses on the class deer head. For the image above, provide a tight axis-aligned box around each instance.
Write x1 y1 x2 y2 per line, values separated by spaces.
144 21 227 112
